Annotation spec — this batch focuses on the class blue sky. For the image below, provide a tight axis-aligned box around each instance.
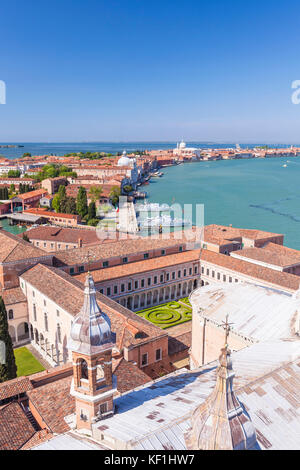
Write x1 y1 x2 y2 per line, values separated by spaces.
1 0 300 142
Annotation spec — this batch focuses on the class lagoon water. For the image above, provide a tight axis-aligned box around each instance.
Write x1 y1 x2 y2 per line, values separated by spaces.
1 142 300 249
146 157 300 250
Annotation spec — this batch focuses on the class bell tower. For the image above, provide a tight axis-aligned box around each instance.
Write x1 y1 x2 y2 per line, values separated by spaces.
68 273 117 432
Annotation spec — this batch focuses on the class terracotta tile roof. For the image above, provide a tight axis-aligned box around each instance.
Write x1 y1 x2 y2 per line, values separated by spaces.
53 236 188 266
232 244 300 268
201 249 300 292
25 359 151 434
112 358 151 393
203 224 283 246
27 376 74 434
20 264 166 349
20 429 54 450
74 250 200 283
21 226 100 245
0 230 47 263
0 376 33 400
0 402 35 450
1 286 27 305
17 189 48 200
24 208 80 220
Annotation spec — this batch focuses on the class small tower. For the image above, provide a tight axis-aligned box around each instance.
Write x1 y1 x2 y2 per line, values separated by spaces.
185 316 258 450
68 272 117 432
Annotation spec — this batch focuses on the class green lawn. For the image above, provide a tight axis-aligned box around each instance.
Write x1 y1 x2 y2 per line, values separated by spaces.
14 347 45 377
136 300 192 329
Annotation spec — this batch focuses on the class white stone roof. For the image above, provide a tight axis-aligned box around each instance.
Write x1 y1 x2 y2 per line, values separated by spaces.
92 339 300 450
190 283 299 342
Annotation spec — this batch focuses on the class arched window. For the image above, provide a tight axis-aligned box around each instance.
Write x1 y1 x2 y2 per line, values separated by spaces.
44 313 48 332
79 359 88 380
8 309 14 320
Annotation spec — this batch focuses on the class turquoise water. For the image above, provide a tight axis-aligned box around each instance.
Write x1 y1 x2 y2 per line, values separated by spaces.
146 157 300 250
0 217 27 235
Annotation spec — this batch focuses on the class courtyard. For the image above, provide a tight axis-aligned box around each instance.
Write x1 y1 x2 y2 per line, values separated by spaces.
14 346 45 377
136 298 192 329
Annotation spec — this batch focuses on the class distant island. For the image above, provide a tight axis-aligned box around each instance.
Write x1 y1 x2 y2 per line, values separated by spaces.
0 145 24 148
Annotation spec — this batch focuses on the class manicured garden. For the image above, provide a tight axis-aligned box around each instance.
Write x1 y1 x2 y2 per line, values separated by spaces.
136 300 192 329
14 347 45 377
179 297 191 307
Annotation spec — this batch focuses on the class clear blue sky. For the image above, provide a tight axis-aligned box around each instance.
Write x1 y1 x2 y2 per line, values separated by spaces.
1 0 300 143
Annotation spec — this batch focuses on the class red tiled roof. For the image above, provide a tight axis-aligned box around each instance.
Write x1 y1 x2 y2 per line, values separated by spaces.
24 208 79 220
0 402 35 450
0 376 33 400
17 189 48 200
201 249 300 292
232 244 300 268
20 264 166 349
0 230 48 263
20 226 100 245
74 249 199 283
1 286 27 305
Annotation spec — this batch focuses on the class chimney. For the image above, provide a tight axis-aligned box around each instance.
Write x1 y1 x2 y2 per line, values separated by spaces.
78 238 82 248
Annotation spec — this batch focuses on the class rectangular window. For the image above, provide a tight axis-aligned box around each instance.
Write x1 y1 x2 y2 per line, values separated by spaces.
194 266 198 274
147 278 151 286
122 257 128 264
172 272 175 280
79 266 84 273
160 274 164 283
201 267 204 274
212 271 215 278
33 305 37 322
70 267 75 275
184 269 187 277
154 276 157 284
229 277 232 283
99 403 108 415
179 246 183 252
155 348 162 361
223 275 226 282
166 273 170 281
189 268 192 275
161 249 166 255
103 261 109 268
141 353 148 367
141 279 145 288
114 285 118 294
134 280 139 289
128 282 132 291
107 287 111 296
144 253 149 259
178 270 181 278
121 284 125 292
217 273 220 280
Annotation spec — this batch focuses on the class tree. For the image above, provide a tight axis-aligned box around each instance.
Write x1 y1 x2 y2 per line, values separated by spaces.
52 193 61 213
22 152 32 158
76 186 88 217
88 201 96 220
65 197 77 215
123 185 133 193
22 233 30 242
109 186 121 207
7 170 21 178
0 296 17 382
89 185 102 203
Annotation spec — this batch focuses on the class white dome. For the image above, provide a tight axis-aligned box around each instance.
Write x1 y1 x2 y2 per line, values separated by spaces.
179 140 186 149
117 150 131 167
